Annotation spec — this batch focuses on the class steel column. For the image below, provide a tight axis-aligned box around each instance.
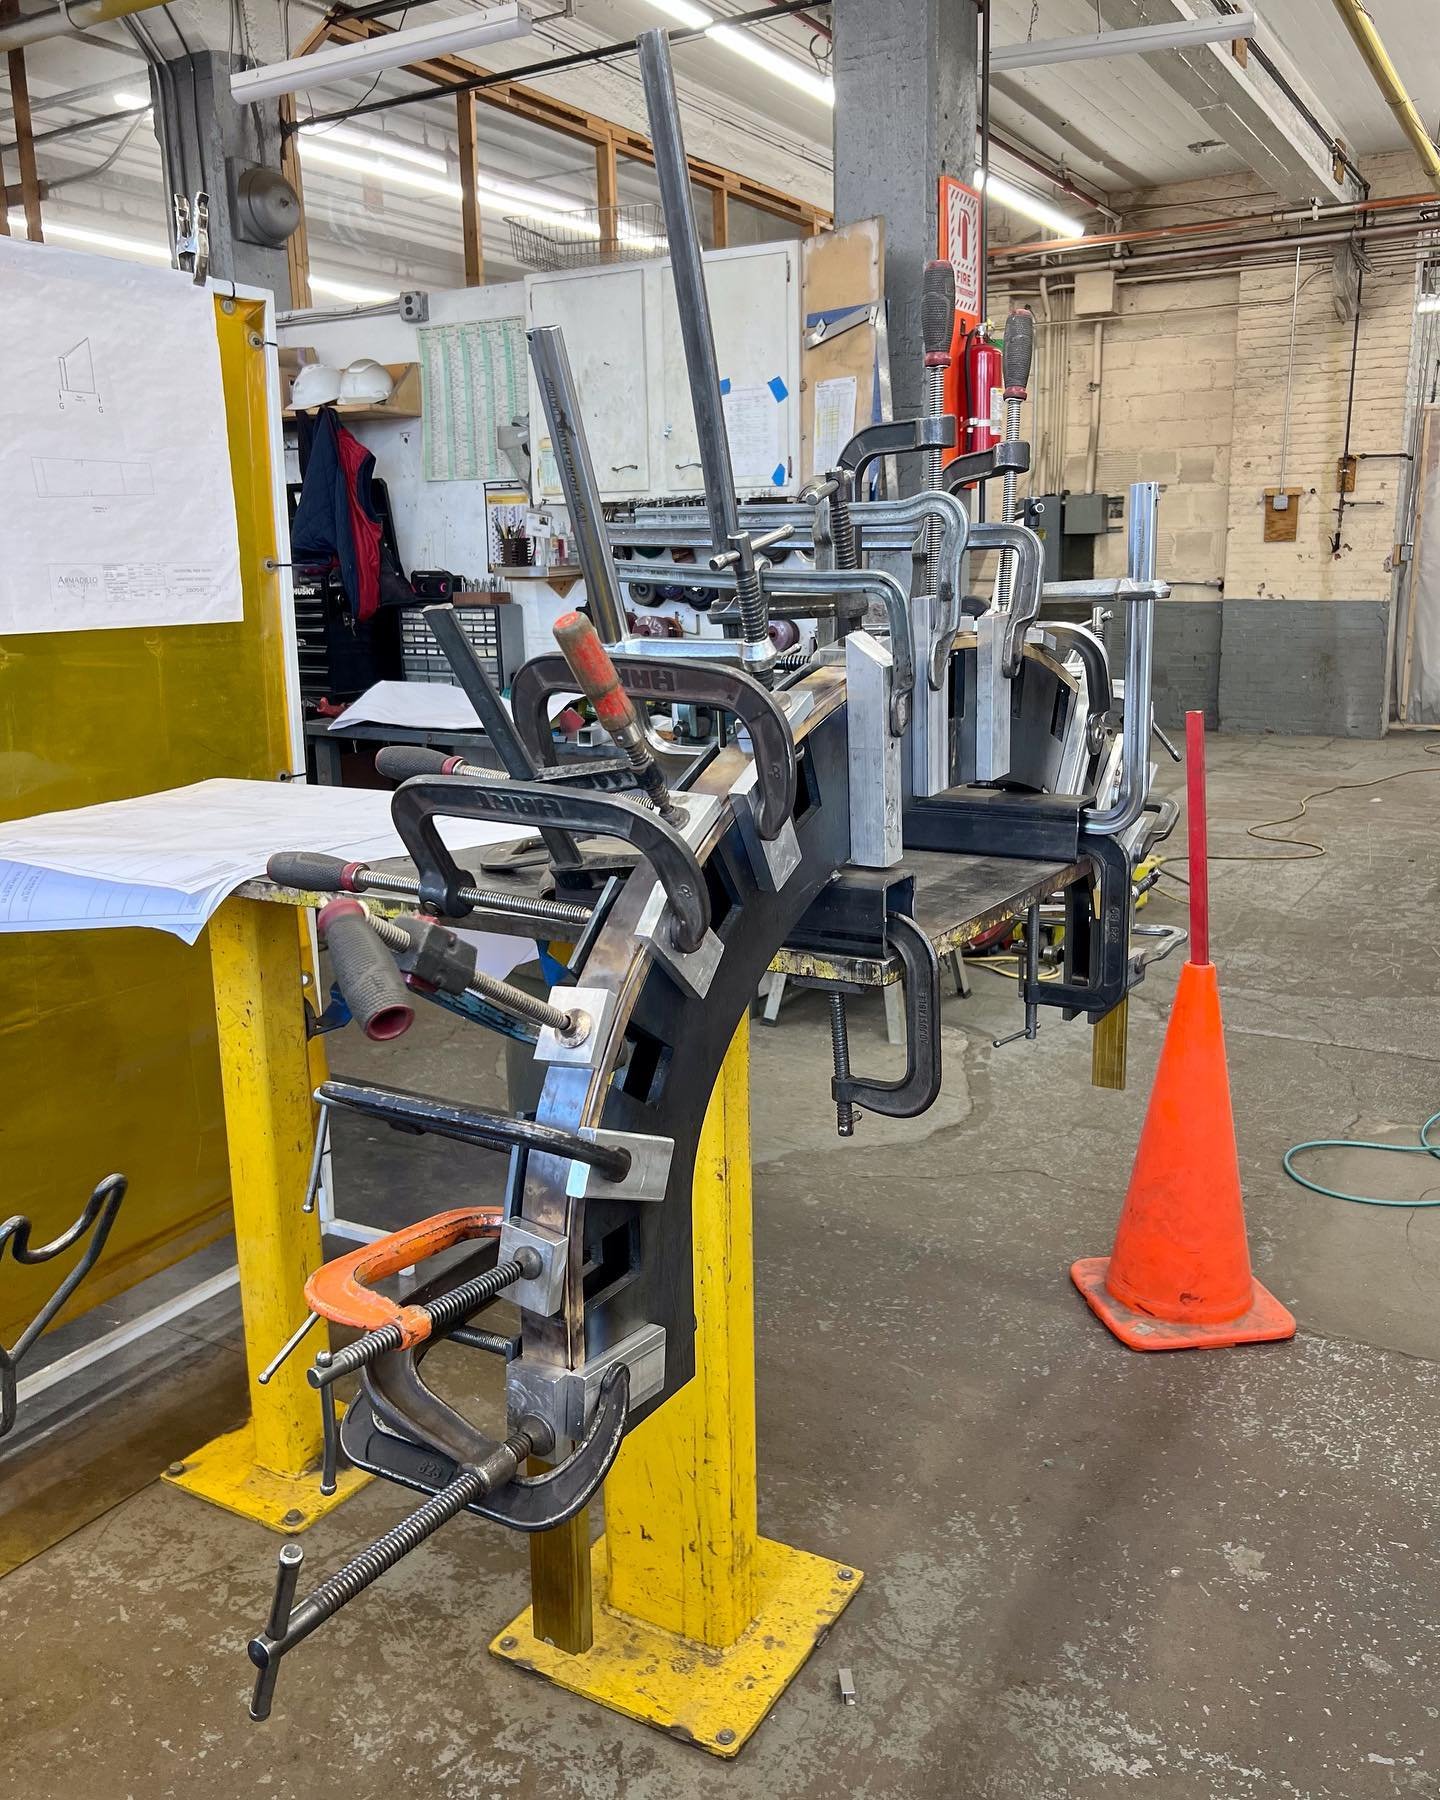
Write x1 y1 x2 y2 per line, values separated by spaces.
832 0 977 488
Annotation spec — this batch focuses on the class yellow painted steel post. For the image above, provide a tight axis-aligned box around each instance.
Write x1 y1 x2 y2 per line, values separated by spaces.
165 897 367 1529
492 1017 861 1756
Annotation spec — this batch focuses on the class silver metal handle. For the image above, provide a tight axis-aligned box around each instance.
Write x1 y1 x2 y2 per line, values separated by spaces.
1085 481 1160 837
610 462 639 472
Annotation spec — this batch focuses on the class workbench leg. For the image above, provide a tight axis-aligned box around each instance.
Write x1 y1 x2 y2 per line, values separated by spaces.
165 898 368 1531
491 1018 861 1757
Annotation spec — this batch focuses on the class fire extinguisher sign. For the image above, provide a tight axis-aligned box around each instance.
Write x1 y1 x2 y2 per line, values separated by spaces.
940 175 982 331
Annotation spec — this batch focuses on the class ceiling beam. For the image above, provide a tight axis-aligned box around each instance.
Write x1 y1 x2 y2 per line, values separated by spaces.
993 11 1253 73
1094 0 1363 203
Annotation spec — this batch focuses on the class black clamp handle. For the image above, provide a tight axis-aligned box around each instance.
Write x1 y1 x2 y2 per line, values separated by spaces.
830 914 942 1120
316 1078 633 1181
390 774 711 953
509 653 797 841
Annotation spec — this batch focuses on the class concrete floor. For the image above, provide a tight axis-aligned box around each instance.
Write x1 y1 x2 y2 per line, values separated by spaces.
6 732 1440 1799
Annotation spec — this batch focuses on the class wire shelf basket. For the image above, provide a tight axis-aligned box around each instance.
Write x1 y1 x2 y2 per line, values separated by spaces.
506 202 669 272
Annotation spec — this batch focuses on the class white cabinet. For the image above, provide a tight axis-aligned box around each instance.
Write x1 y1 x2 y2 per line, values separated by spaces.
529 265 651 498
657 247 796 495
525 243 801 506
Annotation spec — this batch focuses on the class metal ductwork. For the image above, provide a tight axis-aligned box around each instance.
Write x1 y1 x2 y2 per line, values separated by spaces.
0 0 169 53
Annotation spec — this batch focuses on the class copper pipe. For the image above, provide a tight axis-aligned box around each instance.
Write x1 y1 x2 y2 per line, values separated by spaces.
991 190 1440 260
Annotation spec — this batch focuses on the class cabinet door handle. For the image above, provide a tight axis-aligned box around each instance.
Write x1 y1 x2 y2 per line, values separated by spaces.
610 462 639 472
675 460 702 470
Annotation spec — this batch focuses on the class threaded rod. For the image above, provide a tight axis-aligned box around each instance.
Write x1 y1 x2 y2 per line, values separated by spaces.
355 866 590 928
309 1253 531 1389
829 992 856 1138
361 908 582 1036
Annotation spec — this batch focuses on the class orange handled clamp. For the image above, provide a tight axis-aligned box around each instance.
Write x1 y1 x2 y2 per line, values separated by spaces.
305 1205 502 1351
554 610 641 738
553 612 682 823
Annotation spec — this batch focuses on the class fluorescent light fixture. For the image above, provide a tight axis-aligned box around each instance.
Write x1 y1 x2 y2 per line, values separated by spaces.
1420 296 1440 313
297 138 660 247
973 168 1086 239
310 273 398 303
299 136 463 199
992 11 1255 73
5 211 401 305
112 89 151 110
7 215 169 258
231 0 534 104
639 0 833 105
299 121 447 174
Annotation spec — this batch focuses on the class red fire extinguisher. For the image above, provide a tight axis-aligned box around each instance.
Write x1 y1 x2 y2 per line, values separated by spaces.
964 326 1003 460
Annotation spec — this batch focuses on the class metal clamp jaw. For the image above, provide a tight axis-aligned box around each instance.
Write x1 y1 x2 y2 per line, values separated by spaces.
830 914 942 1122
247 1198 646 1724
509 652 797 841
837 415 957 485
389 774 712 954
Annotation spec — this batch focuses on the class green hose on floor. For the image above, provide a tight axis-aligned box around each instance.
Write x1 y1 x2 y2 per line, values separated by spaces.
1283 1112 1440 1206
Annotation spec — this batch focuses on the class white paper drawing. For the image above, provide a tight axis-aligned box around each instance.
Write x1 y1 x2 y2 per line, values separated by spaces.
0 240 243 635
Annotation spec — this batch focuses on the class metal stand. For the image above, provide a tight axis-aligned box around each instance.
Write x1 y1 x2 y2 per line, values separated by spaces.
491 1018 861 1756
164 898 368 1531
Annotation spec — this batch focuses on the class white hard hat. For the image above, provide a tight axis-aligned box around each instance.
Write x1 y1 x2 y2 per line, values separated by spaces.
291 362 342 409
339 358 395 404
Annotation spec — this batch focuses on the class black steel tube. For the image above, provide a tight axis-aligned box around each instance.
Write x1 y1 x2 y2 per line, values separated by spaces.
636 29 742 562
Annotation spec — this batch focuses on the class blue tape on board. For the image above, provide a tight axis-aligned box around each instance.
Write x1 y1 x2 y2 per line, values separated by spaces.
771 463 786 487
719 377 732 395
768 376 789 402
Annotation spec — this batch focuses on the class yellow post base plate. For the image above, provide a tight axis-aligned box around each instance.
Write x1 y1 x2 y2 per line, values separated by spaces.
491 1534 862 1757
162 1418 369 1532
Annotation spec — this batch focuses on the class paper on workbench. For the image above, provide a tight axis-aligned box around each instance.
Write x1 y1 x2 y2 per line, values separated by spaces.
328 680 580 732
329 680 484 732
0 779 534 944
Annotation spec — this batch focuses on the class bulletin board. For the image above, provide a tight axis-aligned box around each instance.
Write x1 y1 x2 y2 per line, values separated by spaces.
800 217 886 487
0 262 297 1346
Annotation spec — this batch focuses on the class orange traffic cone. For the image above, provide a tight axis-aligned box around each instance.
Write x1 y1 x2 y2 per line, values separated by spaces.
1070 712 1295 1351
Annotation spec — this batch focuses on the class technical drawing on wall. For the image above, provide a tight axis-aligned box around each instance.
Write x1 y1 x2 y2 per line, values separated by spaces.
57 337 102 412
32 457 155 500
0 238 243 635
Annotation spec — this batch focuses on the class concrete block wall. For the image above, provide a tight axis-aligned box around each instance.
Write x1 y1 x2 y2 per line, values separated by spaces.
1225 254 1413 601
996 152 1420 734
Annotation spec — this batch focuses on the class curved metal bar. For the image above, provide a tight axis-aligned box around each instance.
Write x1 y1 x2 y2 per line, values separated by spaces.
341 1364 630 1533
1 1173 128 1438
389 774 711 954
510 653 797 839
644 564 915 735
1041 621 1113 753
967 522 1044 677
